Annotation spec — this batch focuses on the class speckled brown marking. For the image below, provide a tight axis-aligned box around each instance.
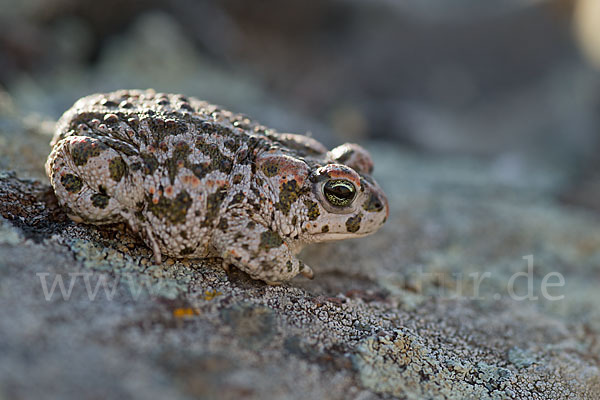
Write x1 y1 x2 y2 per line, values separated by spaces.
189 163 209 180
109 157 126 182
261 161 279 177
71 138 106 166
291 215 298 226
225 192 241 205
362 192 384 212
260 230 283 251
286 260 293 272
180 247 195 255
346 213 363 233
61 174 83 193
215 156 233 174
134 210 145 221
195 141 233 174
304 199 320 221
91 193 110 209
164 119 188 137
321 225 329 233
224 138 238 153
217 217 229 230
147 190 192 224
140 153 159 175
166 141 191 184
232 174 243 185
250 184 262 200
201 189 226 227
159 141 168 153
275 180 305 215
104 138 137 157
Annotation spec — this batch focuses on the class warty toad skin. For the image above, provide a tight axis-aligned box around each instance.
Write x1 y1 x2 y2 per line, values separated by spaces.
46 89 388 283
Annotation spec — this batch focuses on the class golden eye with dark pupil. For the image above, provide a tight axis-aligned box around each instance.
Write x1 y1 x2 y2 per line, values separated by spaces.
323 179 356 206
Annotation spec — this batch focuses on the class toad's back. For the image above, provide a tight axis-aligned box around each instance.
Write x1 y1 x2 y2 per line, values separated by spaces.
47 89 277 259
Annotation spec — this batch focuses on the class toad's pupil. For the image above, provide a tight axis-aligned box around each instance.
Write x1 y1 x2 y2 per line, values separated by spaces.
330 184 351 197
324 180 356 206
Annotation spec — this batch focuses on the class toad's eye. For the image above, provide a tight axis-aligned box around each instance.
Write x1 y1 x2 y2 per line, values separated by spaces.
323 179 356 207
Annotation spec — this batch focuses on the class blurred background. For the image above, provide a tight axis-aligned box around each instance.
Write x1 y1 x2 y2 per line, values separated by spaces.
2 0 600 211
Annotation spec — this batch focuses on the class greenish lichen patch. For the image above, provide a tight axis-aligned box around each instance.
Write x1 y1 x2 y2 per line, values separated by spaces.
61 173 83 193
508 347 536 369
220 303 275 349
259 230 283 251
0 219 23 246
147 190 192 224
353 329 526 400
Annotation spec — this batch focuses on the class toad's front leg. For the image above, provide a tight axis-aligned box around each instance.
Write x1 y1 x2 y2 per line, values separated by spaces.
210 210 314 284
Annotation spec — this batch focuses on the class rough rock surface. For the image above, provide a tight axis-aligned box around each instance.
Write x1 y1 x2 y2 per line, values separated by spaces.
1 107 600 399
